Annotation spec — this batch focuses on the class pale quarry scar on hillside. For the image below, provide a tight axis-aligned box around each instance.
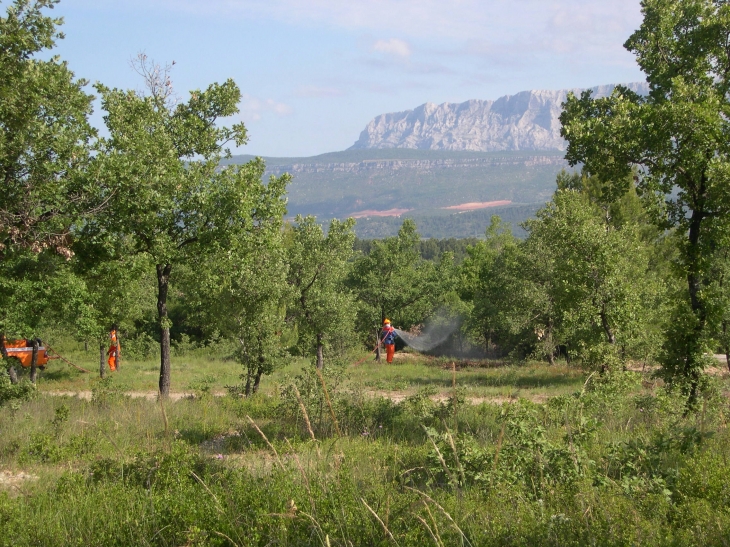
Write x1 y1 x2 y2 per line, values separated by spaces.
442 200 512 211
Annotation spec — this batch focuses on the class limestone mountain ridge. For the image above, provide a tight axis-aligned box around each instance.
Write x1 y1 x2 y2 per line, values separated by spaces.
349 82 648 152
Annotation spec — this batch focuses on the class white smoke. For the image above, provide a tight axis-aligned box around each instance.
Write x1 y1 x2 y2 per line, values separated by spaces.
394 315 460 353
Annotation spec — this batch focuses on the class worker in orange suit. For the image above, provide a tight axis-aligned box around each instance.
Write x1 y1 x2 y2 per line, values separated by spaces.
380 319 397 364
107 328 119 372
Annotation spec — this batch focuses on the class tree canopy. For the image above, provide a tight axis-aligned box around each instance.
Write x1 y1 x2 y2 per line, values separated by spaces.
560 0 730 402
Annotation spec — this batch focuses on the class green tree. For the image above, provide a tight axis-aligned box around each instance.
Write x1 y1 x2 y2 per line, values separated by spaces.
525 190 660 368
0 0 95 382
349 219 444 357
496 219 562 363
0 253 114 383
560 0 730 400
198 171 289 395
460 217 519 355
71 238 155 378
89 57 251 397
467 189 662 367
286 216 357 369
0 0 95 257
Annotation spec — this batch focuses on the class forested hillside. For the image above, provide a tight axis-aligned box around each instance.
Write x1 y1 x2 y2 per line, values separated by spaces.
225 149 565 237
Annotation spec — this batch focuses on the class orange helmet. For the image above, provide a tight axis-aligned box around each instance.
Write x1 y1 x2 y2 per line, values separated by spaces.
383 318 391 325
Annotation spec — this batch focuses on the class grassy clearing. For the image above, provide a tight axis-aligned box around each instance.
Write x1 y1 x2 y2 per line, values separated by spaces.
347 352 586 400
34 340 587 403
31 337 248 394
0 357 730 547
3 358 730 545
5 343 730 545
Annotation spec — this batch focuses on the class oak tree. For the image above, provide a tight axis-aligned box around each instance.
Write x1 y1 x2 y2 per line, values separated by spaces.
560 0 730 400
90 58 249 396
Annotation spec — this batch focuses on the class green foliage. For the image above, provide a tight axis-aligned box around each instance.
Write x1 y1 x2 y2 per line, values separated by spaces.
121 332 158 360
85 55 287 395
349 219 451 346
0 0 102 364
527 189 661 366
560 0 730 400
0 368 35 405
465 174 665 368
355 236 482 263
461 216 521 354
0 0 95 258
286 216 357 368
90 375 130 407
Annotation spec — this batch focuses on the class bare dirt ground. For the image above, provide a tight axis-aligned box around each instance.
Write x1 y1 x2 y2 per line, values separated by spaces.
45 390 207 401
0 470 38 492
43 389 546 405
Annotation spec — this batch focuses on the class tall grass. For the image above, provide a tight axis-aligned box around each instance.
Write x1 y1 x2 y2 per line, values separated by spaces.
1 365 730 545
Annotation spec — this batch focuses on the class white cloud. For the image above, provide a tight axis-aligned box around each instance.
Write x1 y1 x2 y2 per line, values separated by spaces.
76 0 643 52
68 0 645 84
240 94 293 121
372 38 411 58
295 85 345 98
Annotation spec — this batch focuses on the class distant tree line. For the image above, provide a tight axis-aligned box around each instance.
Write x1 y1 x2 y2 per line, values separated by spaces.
351 204 541 239
354 237 480 263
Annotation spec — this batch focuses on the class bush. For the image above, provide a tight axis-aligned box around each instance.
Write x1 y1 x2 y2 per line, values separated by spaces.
0 369 35 406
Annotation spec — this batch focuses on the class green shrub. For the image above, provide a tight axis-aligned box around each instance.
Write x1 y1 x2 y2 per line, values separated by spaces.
0 370 35 406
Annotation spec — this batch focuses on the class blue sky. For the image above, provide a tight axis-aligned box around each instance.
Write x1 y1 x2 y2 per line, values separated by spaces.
49 0 645 157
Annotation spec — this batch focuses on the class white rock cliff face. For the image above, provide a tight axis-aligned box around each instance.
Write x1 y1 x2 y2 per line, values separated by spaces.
349 83 648 152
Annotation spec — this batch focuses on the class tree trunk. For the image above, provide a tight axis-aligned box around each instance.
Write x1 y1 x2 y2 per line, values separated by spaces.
157 264 173 398
722 320 730 374
1 334 18 384
375 328 381 362
545 321 556 366
29 339 38 384
684 207 707 405
116 331 121 371
253 342 265 394
244 366 253 397
99 342 106 379
253 365 264 394
600 305 616 344
316 333 324 369
84 340 88 352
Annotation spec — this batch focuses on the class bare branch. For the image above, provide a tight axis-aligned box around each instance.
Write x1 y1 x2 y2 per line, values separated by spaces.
129 52 179 108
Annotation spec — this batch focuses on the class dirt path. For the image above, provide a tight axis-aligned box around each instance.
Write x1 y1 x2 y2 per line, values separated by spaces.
42 389 546 405
43 390 210 401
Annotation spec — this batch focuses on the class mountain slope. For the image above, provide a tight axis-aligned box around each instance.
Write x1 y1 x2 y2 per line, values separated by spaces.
350 82 648 152
227 149 566 219
226 149 567 237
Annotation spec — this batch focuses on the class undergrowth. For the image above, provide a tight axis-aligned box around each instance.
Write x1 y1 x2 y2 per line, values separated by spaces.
1 368 730 546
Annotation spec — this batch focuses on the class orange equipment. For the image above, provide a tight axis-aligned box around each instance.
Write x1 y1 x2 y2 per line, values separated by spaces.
3 339 54 369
